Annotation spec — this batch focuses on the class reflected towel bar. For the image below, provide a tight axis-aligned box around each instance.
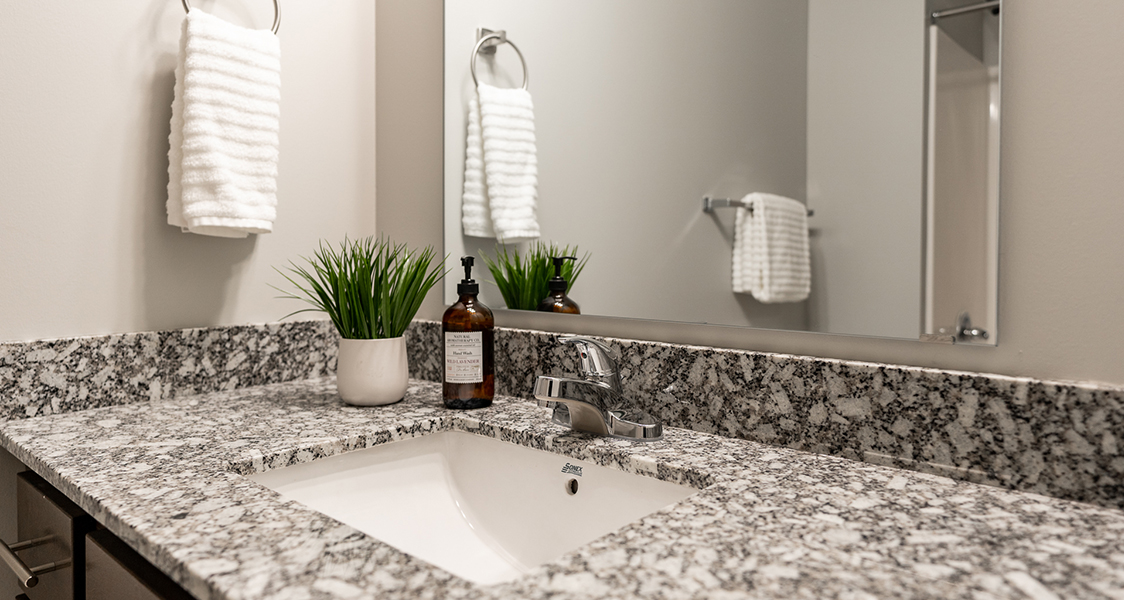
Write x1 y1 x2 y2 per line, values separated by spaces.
702 196 814 217
931 0 999 24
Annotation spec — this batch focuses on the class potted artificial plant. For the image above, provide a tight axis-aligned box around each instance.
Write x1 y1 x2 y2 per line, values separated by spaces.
479 242 589 310
276 236 445 406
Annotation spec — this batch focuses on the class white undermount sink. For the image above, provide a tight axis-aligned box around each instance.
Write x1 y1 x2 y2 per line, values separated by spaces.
249 431 696 585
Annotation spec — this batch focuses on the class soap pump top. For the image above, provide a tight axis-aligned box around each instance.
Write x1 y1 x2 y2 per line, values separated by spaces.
538 256 580 314
457 255 479 296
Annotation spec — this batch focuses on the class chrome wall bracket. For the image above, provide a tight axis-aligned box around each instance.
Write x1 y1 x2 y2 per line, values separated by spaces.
475 28 506 55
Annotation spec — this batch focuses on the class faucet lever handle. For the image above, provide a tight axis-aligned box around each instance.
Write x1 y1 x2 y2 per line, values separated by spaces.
559 336 624 395
559 336 617 376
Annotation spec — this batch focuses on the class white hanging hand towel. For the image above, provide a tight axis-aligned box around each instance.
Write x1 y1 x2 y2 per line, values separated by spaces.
461 95 494 237
461 82 540 241
732 193 811 303
167 8 281 238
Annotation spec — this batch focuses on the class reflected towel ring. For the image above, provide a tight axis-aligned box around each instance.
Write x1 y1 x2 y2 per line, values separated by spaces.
181 0 281 35
471 33 528 90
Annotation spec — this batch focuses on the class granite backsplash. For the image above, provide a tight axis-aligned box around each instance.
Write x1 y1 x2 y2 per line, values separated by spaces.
408 320 1124 509
0 320 338 421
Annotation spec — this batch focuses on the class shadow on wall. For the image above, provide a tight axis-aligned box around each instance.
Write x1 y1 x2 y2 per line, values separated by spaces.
805 228 827 333
136 60 256 331
734 294 809 332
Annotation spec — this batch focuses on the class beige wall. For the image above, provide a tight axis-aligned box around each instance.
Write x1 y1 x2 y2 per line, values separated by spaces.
378 0 1124 387
0 1 376 342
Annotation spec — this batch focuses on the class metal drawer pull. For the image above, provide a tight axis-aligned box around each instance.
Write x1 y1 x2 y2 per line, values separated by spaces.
1 535 41 588
1 534 65 588
31 558 73 575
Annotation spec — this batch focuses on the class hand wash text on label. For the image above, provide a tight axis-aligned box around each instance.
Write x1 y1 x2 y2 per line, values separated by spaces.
445 331 483 383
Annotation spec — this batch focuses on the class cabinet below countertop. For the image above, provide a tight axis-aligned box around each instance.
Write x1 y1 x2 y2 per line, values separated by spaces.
2 454 190 600
2 446 26 598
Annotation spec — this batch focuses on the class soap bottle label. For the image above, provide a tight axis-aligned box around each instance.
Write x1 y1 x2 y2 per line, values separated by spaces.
445 331 483 383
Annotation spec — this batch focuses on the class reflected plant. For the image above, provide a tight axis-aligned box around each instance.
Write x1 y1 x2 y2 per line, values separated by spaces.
274 236 447 339
479 242 590 311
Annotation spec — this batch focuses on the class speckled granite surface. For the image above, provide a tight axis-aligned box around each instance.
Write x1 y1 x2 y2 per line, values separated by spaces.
4 379 1124 600
0 320 338 421
409 320 1124 510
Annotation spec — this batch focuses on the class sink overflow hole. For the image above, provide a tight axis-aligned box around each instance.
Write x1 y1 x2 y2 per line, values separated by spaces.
565 478 579 495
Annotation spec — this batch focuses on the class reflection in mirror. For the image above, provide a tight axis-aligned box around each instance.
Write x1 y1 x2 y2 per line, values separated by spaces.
925 0 1001 343
444 0 1000 345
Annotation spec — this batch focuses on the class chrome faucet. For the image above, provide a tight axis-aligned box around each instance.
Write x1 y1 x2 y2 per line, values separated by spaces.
533 336 663 441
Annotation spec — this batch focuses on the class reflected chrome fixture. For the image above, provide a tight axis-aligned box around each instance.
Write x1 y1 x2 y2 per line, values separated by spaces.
471 28 528 90
181 0 281 34
703 196 814 217
533 336 663 441
931 0 1000 24
954 311 989 342
934 312 989 343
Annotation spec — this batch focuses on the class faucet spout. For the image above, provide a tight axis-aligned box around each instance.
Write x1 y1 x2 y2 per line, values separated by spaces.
533 376 663 441
533 335 663 440
533 377 613 436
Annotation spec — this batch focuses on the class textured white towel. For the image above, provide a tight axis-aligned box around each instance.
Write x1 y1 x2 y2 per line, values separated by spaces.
732 193 811 303
167 9 281 238
461 95 493 237
461 82 539 241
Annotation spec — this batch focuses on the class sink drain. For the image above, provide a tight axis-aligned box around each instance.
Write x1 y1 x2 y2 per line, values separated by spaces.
565 478 579 495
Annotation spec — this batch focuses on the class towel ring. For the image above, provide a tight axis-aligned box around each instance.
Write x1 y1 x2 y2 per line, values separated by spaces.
471 33 528 90
181 0 281 35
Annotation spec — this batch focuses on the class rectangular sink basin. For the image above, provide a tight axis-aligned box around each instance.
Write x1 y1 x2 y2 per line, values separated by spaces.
249 431 696 585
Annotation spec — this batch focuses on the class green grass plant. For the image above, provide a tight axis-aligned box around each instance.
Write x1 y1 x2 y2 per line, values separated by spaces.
479 242 590 310
275 236 446 339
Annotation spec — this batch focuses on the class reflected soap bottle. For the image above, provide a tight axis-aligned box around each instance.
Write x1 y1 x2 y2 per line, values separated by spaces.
442 256 494 409
537 256 580 314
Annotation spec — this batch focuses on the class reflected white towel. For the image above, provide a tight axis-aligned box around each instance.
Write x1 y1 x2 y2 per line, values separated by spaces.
461 83 539 241
732 193 811 303
167 9 281 238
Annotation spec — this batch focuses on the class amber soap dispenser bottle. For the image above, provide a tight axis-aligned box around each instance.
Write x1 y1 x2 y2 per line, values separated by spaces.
442 256 494 409
537 256 581 314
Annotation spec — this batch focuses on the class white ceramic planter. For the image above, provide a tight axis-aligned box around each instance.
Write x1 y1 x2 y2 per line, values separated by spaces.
336 337 408 406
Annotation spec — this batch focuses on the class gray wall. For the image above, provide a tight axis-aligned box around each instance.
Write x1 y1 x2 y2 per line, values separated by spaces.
443 0 809 330
0 1 377 343
805 0 925 338
378 0 1124 387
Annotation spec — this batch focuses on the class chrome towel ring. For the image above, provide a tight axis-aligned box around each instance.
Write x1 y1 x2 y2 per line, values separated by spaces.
181 0 281 35
471 29 528 90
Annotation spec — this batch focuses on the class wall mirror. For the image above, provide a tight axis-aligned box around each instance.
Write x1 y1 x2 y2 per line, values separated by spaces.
443 0 1001 345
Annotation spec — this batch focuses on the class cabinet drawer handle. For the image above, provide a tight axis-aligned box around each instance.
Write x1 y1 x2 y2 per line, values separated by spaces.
0 535 55 588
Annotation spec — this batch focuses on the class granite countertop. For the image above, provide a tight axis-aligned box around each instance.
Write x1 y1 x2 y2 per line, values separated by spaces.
3 379 1124 600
